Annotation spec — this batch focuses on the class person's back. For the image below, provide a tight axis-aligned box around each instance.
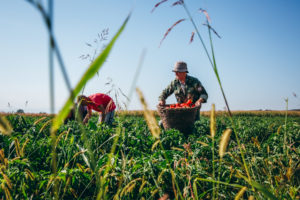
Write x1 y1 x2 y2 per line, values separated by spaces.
88 93 116 112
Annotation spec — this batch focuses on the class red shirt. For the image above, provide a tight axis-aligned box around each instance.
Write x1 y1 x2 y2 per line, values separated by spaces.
87 93 116 112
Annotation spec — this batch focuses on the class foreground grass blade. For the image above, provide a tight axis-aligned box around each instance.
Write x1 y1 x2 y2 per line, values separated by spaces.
136 88 161 139
250 181 277 200
51 14 131 132
48 13 130 200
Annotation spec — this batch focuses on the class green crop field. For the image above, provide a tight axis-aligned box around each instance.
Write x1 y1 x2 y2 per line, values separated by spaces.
0 112 299 199
1 2 299 199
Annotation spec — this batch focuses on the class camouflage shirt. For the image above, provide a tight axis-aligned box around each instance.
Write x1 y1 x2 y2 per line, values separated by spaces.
159 75 208 104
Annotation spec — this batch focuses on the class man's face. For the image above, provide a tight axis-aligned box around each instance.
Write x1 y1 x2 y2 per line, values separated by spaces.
175 71 187 82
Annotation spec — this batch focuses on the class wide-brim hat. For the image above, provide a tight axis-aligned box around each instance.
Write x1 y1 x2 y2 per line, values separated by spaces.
172 61 188 73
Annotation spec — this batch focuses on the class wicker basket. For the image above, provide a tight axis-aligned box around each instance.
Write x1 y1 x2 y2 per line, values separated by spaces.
157 104 200 134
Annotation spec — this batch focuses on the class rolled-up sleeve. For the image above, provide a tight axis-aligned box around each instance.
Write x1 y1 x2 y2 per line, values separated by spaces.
196 81 208 103
159 81 175 101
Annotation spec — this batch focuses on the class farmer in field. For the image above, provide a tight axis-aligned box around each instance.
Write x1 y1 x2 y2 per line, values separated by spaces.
77 93 116 125
158 61 208 120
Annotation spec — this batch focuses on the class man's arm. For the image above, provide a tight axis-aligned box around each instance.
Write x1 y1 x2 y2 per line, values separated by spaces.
195 97 205 107
83 109 92 124
194 79 208 107
198 85 208 103
97 104 106 123
158 81 175 105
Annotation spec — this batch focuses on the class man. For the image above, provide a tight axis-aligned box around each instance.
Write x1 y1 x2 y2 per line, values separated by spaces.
159 61 208 120
77 93 116 125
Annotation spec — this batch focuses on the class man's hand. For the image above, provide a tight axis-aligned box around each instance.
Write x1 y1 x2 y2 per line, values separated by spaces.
159 100 166 106
83 112 91 124
83 116 89 124
195 98 204 107
99 113 106 124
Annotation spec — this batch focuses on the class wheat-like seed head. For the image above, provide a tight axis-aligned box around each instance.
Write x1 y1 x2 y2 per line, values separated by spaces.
234 186 247 200
76 163 85 172
0 171 12 190
64 176 72 193
151 189 159 197
126 182 136 194
157 169 168 183
33 116 47 125
170 169 177 198
25 168 35 181
64 127 71 140
151 0 168 13
248 195 254 200
276 126 281 135
70 188 78 198
151 140 161 152
196 141 209 146
21 138 30 157
136 88 160 139
4 186 12 200
219 129 232 158
14 139 21 157
139 180 148 193
39 119 52 134
0 116 12 136
171 147 185 151
55 130 67 148
0 149 5 164
120 178 142 197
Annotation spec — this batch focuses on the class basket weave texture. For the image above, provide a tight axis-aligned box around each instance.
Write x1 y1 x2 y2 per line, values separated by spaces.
157 105 200 134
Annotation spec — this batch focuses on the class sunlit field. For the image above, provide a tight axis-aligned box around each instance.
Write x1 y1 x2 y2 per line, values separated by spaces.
1 0 300 199
0 111 299 199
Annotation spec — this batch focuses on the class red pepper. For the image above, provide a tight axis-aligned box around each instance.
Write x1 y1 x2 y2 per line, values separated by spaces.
168 100 195 109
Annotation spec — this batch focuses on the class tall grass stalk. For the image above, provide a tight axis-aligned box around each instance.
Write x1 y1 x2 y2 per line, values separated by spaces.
50 15 130 199
23 2 130 197
179 2 254 187
51 14 130 132
153 0 255 194
210 104 216 199
26 0 72 93
284 98 288 156
126 49 147 109
182 3 232 117
48 0 55 114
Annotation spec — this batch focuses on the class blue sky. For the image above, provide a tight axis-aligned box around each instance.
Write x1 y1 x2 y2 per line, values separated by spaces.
0 0 300 113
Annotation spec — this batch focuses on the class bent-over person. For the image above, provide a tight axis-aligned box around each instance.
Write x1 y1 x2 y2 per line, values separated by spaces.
77 93 116 125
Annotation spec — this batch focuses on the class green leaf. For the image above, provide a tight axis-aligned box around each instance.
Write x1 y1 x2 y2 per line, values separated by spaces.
77 144 90 168
250 181 278 200
51 13 131 133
